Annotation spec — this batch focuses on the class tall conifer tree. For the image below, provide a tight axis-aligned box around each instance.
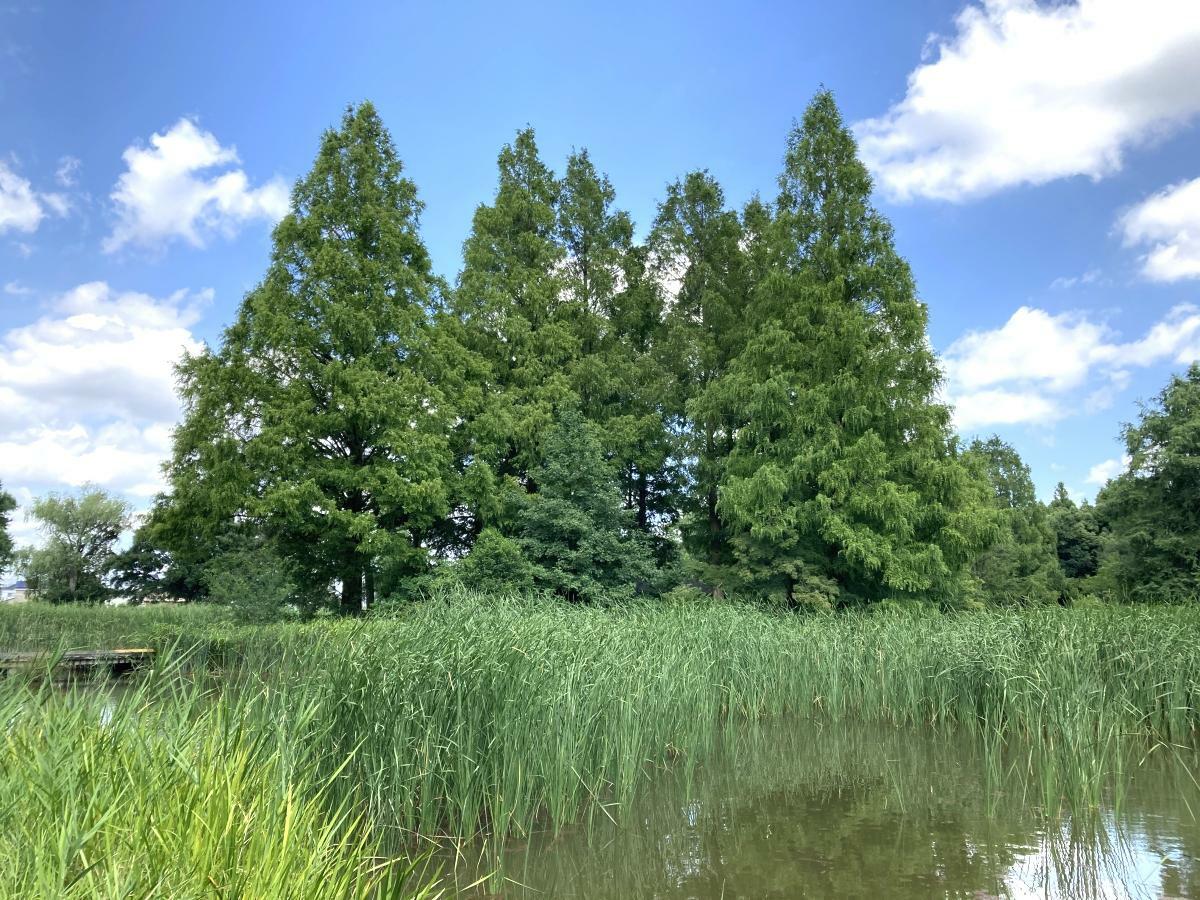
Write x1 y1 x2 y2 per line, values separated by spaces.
716 91 991 603
558 151 680 553
452 130 575 532
162 103 452 612
652 172 753 581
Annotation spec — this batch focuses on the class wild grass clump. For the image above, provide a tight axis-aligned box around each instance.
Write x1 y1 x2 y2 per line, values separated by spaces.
0 668 443 899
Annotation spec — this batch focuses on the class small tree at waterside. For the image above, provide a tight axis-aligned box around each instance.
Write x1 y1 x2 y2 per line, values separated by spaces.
20 487 129 604
1097 363 1200 603
518 410 657 601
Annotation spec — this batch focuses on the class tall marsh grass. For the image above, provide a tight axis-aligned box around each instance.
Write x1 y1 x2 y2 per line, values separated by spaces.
4 591 1199 889
0 667 444 899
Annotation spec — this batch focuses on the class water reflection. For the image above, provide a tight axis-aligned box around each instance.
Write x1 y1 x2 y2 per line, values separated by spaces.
448 722 1200 899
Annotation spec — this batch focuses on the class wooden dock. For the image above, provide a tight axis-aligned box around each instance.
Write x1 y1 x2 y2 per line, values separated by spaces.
0 649 155 679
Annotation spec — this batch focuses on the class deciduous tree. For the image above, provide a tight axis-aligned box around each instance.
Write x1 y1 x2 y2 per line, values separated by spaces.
964 437 1064 605
1097 364 1200 602
22 487 129 604
163 103 453 613
715 91 993 603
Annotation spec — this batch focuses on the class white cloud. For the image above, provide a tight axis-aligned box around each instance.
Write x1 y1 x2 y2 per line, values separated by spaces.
104 118 289 253
55 155 80 188
1050 268 1104 290
0 160 68 233
0 282 206 505
855 0 1200 202
944 303 1200 429
0 162 42 232
951 388 1061 428
1085 455 1129 485
3 280 30 295
1119 176 1200 282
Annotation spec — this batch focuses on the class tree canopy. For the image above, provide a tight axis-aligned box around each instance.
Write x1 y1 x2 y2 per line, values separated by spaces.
161 102 453 612
713 92 993 604
21 487 129 604
100 91 1199 612
0 482 15 575
1097 364 1200 602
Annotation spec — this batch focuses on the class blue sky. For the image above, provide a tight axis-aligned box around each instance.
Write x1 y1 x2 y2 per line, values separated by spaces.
2 0 1199 546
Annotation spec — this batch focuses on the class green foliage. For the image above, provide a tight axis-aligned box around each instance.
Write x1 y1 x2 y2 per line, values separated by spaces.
0 601 232 651
120 93 1200 611
714 91 993 603
652 171 753 581
451 129 573 532
1097 363 1200 602
20 486 129 604
1047 482 1102 582
518 410 656 600
107 522 206 603
162 103 453 613
455 527 533 593
0 480 14 573
203 543 309 622
559 151 682 557
965 437 1065 605
6 595 1199 858
0 675 442 898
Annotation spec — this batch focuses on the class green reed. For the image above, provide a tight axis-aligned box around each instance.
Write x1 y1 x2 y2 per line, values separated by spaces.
4 590 1199 889
0 663 444 899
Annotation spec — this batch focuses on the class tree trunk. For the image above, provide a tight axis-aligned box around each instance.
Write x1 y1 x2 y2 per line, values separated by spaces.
364 564 375 610
340 564 362 614
636 471 649 531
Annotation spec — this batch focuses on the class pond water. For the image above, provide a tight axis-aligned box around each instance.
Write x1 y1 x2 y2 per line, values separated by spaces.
445 722 1200 899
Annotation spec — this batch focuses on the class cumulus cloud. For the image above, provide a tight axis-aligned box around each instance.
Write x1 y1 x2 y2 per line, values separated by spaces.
1119 176 1200 282
0 282 206 502
855 0 1200 202
1085 455 1129 485
104 118 289 253
0 160 68 234
944 303 1200 429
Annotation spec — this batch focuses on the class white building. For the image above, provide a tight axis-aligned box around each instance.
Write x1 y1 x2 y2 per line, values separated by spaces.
1 580 29 604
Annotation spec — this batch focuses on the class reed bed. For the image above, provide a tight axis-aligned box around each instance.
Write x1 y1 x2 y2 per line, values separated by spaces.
0 601 232 652
3 591 1199 891
291 596 1200 844
0 667 444 899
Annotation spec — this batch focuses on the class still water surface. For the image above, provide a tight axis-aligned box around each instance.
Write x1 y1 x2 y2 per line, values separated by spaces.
447 722 1200 899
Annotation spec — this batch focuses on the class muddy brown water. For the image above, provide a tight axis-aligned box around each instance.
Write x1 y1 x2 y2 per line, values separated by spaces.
442 721 1200 899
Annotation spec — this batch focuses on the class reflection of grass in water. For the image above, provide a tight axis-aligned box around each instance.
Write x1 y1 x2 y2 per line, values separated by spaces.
457 722 1200 899
3 594 1200 894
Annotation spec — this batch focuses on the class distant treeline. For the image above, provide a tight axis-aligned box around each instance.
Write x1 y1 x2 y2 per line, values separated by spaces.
3 92 1196 611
